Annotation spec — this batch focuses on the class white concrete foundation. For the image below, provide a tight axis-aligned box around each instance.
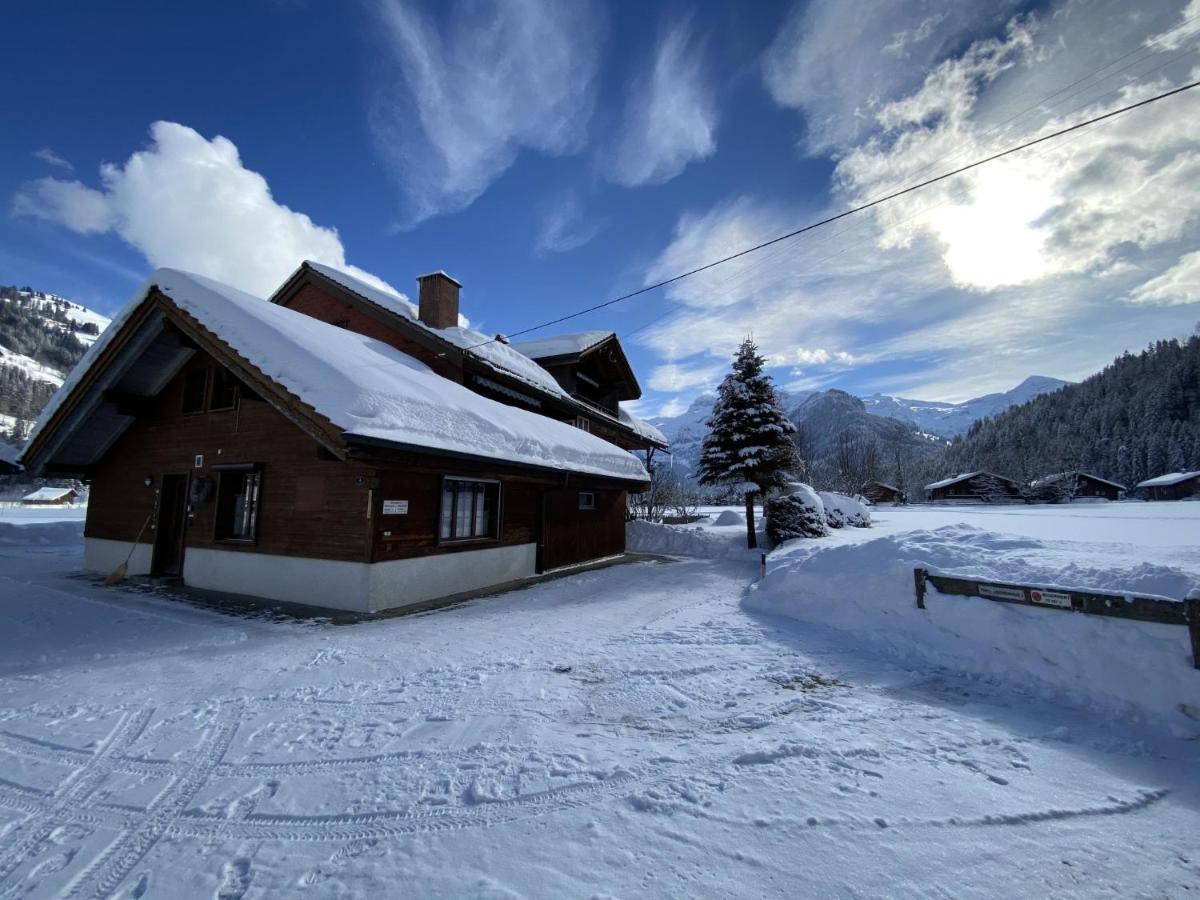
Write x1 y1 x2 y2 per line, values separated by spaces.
84 538 154 577
368 543 538 612
182 547 372 613
178 543 539 613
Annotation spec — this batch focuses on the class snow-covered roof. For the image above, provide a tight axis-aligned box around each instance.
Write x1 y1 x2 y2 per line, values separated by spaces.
1136 471 1200 488
299 262 573 403
510 331 614 360
618 406 668 447
22 487 76 502
1031 471 1126 490
29 269 649 484
924 471 1017 491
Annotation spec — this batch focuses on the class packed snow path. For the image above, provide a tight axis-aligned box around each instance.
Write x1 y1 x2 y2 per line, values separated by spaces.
0 528 1197 897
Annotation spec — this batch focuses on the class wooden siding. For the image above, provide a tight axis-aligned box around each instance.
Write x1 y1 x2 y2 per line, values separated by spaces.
540 487 626 571
86 350 375 564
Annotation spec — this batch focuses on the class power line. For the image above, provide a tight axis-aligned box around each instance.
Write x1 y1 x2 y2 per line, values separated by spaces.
472 76 1199 351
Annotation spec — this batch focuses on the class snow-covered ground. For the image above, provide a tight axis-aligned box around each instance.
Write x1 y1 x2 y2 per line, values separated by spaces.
1 504 1198 897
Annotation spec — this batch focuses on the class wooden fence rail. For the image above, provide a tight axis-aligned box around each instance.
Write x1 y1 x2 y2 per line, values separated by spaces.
913 568 1200 670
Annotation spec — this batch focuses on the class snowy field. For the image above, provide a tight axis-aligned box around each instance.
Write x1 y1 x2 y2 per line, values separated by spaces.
0 504 1198 897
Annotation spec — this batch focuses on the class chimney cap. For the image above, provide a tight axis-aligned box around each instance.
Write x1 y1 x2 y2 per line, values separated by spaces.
415 270 462 287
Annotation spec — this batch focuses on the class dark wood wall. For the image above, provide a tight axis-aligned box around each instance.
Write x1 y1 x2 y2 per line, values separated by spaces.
87 350 376 564
540 487 626 571
88 348 631 575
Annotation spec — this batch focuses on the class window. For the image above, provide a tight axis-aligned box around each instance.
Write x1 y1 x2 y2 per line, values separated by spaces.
578 491 596 510
214 466 262 541
182 369 209 415
574 416 591 433
439 478 500 542
209 368 239 411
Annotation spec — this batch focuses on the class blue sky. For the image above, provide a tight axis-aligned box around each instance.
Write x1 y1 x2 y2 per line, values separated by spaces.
4 0 1200 415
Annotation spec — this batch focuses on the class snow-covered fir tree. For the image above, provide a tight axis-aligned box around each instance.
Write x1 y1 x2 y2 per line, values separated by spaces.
697 338 798 547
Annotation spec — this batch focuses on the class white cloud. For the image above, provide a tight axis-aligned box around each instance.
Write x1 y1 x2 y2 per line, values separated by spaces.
761 0 1022 154
370 0 602 223
648 360 727 393
33 148 73 172
535 191 602 255
1150 0 1200 49
606 18 717 187
12 121 395 298
1129 250 1200 305
656 397 689 418
635 1 1200 408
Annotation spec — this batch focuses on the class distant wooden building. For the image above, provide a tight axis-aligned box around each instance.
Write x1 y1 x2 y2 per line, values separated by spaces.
1028 471 1125 502
21 265 663 614
861 482 904 504
22 487 80 505
1136 471 1200 501
925 472 1023 503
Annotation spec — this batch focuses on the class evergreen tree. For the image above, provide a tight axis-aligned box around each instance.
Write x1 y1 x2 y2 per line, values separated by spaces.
697 338 797 547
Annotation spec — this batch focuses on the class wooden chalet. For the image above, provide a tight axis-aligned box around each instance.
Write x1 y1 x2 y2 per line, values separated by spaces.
1028 471 1125 502
20 265 664 614
924 471 1023 503
21 486 80 505
1136 471 1200 501
860 481 904 504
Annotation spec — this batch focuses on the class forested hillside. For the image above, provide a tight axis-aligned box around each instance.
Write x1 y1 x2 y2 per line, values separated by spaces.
0 285 107 443
937 336 1200 488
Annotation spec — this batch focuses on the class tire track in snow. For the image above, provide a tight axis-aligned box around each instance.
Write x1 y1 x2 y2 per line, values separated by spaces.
0 707 154 890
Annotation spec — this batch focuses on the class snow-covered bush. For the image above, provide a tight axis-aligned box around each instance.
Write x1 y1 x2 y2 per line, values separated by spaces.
818 491 872 528
713 509 745 527
766 483 828 543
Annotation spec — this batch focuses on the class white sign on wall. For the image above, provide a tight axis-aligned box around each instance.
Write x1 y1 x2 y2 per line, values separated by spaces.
382 500 409 515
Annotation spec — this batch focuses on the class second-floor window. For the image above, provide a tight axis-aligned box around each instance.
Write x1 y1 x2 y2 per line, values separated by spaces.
574 416 591 433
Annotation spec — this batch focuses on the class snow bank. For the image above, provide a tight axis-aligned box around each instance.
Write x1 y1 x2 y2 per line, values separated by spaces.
748 524 1200 735
0 520 85 546
626 519 759 559
713 509 745 526
818 491 871 528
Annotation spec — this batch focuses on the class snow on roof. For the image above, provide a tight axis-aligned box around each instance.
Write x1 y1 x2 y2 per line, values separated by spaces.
30 269 648 484
1136 471 1200 488
22 487 76 501
1031 471 1126 490
868 482 900 492
302 262 572 403
510 331 614 360
618 406 668 446
925 472 982 491
924 471 1018 491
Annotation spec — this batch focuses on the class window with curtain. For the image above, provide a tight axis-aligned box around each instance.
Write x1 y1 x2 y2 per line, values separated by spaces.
439 479 500 542
215 467 262 541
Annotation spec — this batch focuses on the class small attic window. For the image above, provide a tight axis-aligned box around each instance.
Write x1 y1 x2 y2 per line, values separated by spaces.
209 368 239 411
182 369 208 415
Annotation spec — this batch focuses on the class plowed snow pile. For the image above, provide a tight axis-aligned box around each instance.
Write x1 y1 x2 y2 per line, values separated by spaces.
748 523 1200 734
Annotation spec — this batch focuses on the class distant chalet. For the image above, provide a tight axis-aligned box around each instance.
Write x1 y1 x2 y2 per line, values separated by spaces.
924 471 1023 503
1028 471 1125 502
21 263 666 613
1136 471 1200 501
21 486 80 505
861 481 904 504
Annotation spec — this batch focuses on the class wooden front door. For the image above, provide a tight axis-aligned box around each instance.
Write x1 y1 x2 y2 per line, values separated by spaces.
539 488 625 572
152 474 189 576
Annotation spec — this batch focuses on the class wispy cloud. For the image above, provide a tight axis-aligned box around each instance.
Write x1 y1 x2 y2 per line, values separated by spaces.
637 1 1200 407
13 121 394 298
369 0 603 224
762 0 1021 154
535 190 603 255
33 147 73 172
605 16 717 187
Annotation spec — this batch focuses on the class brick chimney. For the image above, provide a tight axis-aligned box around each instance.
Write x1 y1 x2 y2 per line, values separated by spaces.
416 271 461 329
